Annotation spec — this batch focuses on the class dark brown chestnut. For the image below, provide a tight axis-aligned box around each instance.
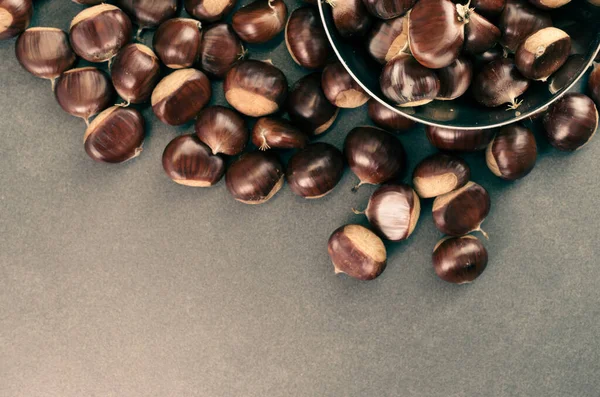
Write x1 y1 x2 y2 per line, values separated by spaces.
549 54 586 94
251 117 308 150
361 0 415 19
15 28 76 87
232 0 287 44
380 53 441 107
321 61 369 108
69 4 132 63
366 16 408 64
198 23 244 79
527 0 570 9
329 0 372 38
84 106 145 164
515 27 570 81
286 143 345 199
226 151 285 204
474 46 505 66
432 181 491 238
472 58 530 109
432 235 488 284
153 18 202 69
471 0 505 18
162 134 225 187
413 153 470 198
115 0 178 31
194 106 247 156
464 11 501 55
72 0 105 4
486 124 536 180
111 43 161 105
589 0 600 5
344 126 405 190
426 126 496 152
590 63 600 106
54 67 115 125
224 59 288 117
367 99 415 132
436 57 473 101
0 0 32 40
287 73 339 135
151 68 212 126
184 0 236 22
328 224 386 280
285 7 330 69
542 93 599 151
498 0 552 53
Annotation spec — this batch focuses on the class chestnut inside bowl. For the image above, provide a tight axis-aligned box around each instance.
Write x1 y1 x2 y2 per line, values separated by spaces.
318 1 600 129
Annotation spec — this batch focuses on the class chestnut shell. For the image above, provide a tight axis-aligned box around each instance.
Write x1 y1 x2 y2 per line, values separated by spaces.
590 63 600 106
226 151 285 204
287 73 339 135
472 58 530 108
331 0 372 38
498 0 552 53
367 99 416 132
515 27 571 81
436 57 473 101
433 235 488 284
198 23 244 79
0 0 33 40
321 61 369 108
285 6 330 69
486 124 537 180
232 0 287 44
194 105 248 156
184 0 236 22
367 16 408 64
412 153 471 198
426 126 496 152
364 184 421 241
380 54 441 107
542 93 599 151
361 0 415 19
251 117 308 150
111 43 161 104
15 27 76 81
115 0 178 29
432 181 491 237
153 18 202 69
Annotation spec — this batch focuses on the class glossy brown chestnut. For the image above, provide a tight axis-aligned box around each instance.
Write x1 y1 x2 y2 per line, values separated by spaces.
426 126 496 152
344 126 405 190
527 0 570 9
224 59 288 117
475 46 504 65
486 124 536 180
251 117 308 150
69 4 132 63
54 67 115 124
366 16 408 64
111 43 160 105
515 27 571 81
432 181 491 237
151 68 212 126
549 55 586 94
232 0 287 44
15 28 76 85
464 11 500 55
198 23 244 79
498 0 552 53
590 63 600 106
287 73 339 135
471 0 505 18
380 53 441 107
436 57 473 101
184 0 236 22
542 93 599 151
153 18 202 69
413 153 470 198
367 99 415 132
194 106 247 156
73 0 105 4
84 106 145 164
330 0 372 38
472 58 530 109
328 224 387 281
361 0 415 19
321 61 369 108
162 134 225 187
0 0 32 40
226 151 284 204
115 0 178 30
285 7 330 69
432 235 488 284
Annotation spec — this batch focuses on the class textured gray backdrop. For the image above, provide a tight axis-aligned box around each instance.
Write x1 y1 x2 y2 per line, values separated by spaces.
1 1 599 396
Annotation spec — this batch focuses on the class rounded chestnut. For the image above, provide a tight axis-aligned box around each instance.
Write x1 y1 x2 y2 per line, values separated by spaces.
115 0 178 30
486 124 536 180
285 7 330 69
515 27 571 81
251 117 308 150
527 0 570 9
426 126 496 152
321 61 368 108
286 143 345 199
0 0 32 40
226 151 285 204
367 99 415 132
432 181 491 238
380 53 440 107
287 73 339 135
69 4 132 63
198 23 244 79
471 0 505 18
153 18 202 69
549 55 587 95
366 16 408 64
54 67 115 124
436 57 473 101
232 0 287 44
463 11 500 55
542 93 599 151
151 68 212 126
413 153 471 198
498 0 552 53
474 46 504 67
472 58 530 109
194 106 247 156
361 0 415 19
162 134 225 187
330 0 372 38
111 43 161 105
590 63 600 106
84 106 145 164
184 0 236 22
328 224 387 281
432 235 488 284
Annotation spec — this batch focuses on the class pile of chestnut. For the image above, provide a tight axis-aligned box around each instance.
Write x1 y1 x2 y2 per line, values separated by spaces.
1 0 598 285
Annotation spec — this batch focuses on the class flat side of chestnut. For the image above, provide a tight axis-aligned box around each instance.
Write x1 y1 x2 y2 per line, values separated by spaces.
413 154 470 198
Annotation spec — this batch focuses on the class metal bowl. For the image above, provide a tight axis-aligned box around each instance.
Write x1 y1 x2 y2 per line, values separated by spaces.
318 1 600 130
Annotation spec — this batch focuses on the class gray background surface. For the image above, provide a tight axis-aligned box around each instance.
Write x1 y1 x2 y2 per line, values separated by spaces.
1 1 599 396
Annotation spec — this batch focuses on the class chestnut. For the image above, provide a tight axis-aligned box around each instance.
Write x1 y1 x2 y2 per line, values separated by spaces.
436 57 473 101
472 58 530 109
474 46 505 66
226 151 285 204
380 53 440 107
515 27 571 81
366 15 408 64
287 73 339 135
194 106 248 156
153 18 202 69
549 54 586 94
54 67 115 125
184 0 236 22
84 106 145 163
471 0 505 18
432 181 491 238
426 126 496 152
328 224 386 281
464 11 501 55
412 153 470 198
367 99 415 132
486 124 536 180
321 61 368 108
251 117 308 150
162 134 225 187
198 23 244 79
232 0 287 44
72 0 105 4
151 68 212 126
285 7 330 69
361 0 415 19
498 0 552 53
527 0 570 9
15 28 76 87
0 0 32 40
329 0 372 38
286 143 345 199
224 60 288 117
542 93 599 151
588 61 599 106
432 235 488 284
111 43 161 105
115 0 178 31
69 4 132 63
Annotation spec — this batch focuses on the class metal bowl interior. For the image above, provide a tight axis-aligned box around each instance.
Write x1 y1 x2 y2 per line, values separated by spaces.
318 1 600 130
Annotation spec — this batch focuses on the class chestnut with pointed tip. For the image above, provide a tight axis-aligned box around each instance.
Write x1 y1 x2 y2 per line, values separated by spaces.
287 73 339 135
151 68 212 126
590 63 600 106
198 23 244 78
426 126 496 152
0 0 32 40
528 0 570 9
251 117 308 150
321 61 369 108
472 58 530 109
464 11 500 55
232 0 287 44
432 235 488 284
542 93 599 151
84 106 145 163
433 181 491 237
471 0 505 18
498 0 552 53
153 18 202 69
285 7 330 69
413 153 470 198
361 0 415 19
194 106 247 156
515 27 571 81
226 151 285 204
380 53 441 107
162 134 225 187
115 0 178 30
367 99 415 132
330 0 372 38
111 43 161 105
366 16 408 64
184 0 236 22
549 55 586 95
486 124 536 180
436 57 473 101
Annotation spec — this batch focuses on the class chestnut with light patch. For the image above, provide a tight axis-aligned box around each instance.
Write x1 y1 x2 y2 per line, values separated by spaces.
515 27 571 81
486 124 537 180
0 0 32 40
366 15 408 64
321 61 369 108
413 153 471 198
162 135 225 187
